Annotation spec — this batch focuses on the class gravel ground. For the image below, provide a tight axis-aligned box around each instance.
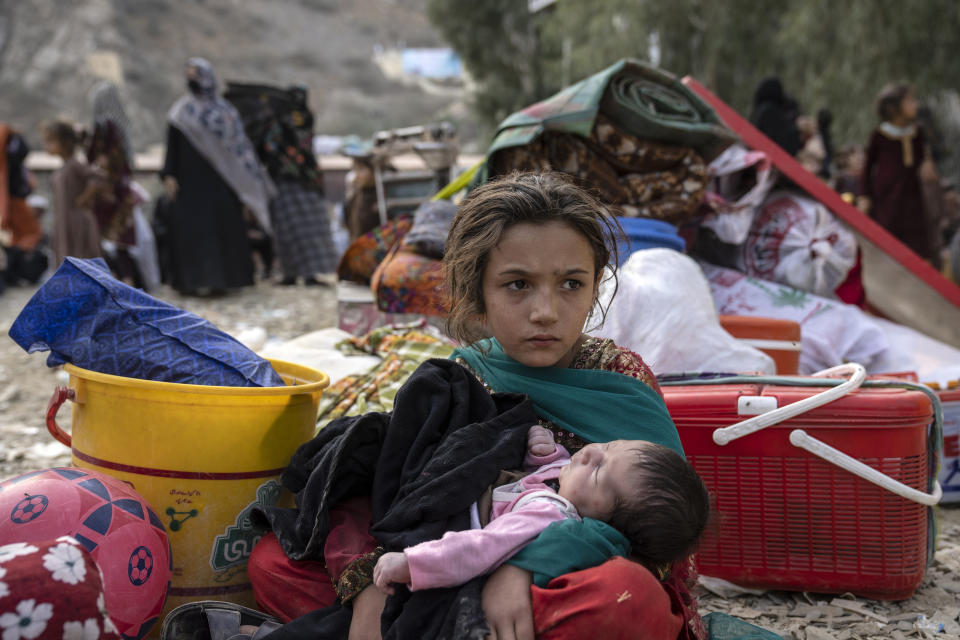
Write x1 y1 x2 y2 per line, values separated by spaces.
1 279 959 639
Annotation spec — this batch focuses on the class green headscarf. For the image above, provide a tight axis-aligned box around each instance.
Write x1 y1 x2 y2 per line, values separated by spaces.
450 339 683 455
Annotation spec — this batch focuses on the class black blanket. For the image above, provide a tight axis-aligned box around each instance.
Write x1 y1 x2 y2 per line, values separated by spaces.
253 358 538 639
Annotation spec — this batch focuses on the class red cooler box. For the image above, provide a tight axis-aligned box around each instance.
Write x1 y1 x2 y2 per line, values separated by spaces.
663 370 938 600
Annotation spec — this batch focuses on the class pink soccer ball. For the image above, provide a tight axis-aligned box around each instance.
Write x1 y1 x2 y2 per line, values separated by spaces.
0 467 170 639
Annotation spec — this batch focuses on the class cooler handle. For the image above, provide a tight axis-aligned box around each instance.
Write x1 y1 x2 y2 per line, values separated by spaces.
713 363 866 446
46 385 75 447
789 429 943 506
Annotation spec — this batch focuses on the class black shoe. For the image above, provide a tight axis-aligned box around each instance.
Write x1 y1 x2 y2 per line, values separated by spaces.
303 276 324 286
276 276 297 286
160 601 281 640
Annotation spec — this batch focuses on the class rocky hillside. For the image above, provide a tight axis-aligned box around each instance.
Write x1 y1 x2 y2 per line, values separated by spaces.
0 0 466 152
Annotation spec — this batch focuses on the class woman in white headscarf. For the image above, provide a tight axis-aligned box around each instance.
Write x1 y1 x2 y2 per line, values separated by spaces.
161 58 274 294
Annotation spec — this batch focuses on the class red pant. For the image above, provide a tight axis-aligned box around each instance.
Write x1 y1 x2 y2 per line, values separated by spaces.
249 533 681 638
532 556 681 640
248 496 377 622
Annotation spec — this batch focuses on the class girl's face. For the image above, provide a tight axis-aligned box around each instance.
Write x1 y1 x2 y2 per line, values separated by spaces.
480 220 599 368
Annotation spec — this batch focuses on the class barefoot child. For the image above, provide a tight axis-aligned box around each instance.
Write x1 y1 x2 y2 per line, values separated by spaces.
373 425 708 594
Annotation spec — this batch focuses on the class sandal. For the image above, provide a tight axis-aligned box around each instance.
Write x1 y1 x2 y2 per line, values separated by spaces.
160 601 282 640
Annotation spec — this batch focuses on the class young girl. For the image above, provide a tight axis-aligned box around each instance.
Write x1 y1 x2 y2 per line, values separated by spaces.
859 84 940 265
373 425 708 596
244 172 702 640
45 120 102 266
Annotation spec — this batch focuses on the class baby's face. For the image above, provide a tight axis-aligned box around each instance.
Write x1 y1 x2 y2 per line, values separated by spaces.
557 440 647 521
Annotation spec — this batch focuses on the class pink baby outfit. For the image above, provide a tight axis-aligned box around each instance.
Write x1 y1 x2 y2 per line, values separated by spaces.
404 445 578 590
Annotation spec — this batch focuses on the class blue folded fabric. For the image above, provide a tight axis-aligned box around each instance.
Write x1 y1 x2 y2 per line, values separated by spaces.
9 257 284 387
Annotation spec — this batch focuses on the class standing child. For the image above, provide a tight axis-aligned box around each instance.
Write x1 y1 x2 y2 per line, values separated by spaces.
859 84 940 266
373 425 709 594
45 120 102 266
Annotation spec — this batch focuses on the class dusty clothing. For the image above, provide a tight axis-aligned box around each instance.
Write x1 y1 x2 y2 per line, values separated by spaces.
51 157 102 265
160 125 254 292
861 126 937 261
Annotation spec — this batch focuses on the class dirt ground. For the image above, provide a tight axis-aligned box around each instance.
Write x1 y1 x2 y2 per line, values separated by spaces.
1 280 959 639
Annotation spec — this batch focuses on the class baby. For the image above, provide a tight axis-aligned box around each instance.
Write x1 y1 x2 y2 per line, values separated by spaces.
373 425 709 594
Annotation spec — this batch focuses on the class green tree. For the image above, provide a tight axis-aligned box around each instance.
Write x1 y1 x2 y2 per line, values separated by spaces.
426 0 560 135
541 0 786 119
429 0 960 178
776 0 960 146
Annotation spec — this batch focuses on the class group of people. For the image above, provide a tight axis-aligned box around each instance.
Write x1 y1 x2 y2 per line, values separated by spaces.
3 57 339 296
751 76 958 272
0 171 717 640
43 82 152 289
160 59 338 293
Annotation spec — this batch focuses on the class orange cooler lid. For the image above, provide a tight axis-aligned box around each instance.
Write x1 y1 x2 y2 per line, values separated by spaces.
718 315 802 341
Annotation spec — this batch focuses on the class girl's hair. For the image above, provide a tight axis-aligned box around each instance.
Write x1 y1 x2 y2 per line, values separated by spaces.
876 83 912 122
44 120 79 154
443 171 623 345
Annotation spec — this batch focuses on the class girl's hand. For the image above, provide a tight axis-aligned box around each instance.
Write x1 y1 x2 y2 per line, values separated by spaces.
348 585 386 640
526 425 556 458
372 552 410 595
481 564 534 640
